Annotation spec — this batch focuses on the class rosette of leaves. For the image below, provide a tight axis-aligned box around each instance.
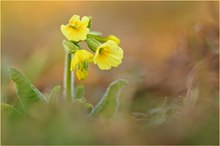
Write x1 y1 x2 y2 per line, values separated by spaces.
2 67 127 119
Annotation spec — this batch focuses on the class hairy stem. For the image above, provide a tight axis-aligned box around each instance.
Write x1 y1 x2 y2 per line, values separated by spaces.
64 53 74 101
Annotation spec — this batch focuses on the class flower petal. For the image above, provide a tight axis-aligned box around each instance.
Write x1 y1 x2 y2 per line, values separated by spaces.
77 50 94 62
81 16 90 27
69 15 80 23
76 62 88 80
70 55 79 71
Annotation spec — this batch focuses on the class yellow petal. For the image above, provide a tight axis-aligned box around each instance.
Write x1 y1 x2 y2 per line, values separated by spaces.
71 49 94 72
110 47 123 59
75 27 89 41
107 56 122 67
69 15 80 23
106 35 120 44
61 25 80 41
100 59 112 70
76 50 94 62
76 67 88 80
81 16 90 27
70 55 79 71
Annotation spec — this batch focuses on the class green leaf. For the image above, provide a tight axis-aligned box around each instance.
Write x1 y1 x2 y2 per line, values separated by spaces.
74 85 85 99
148 97 168 125
89 79 128 119
1 102 20 114
73 85 93 110
48 85 61 103
74 98 93 111
8 67 46 112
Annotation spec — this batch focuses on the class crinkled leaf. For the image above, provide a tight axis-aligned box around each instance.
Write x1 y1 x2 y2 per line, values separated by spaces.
89 79 128 119
8 67 46 112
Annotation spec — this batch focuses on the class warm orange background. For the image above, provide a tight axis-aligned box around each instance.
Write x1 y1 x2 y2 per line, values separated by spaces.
1 1 219 101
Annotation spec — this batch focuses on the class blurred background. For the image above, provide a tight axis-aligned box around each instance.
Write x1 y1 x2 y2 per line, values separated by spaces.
1 1 219 145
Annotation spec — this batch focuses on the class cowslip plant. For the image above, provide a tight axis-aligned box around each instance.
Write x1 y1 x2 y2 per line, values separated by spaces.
3 15 127 120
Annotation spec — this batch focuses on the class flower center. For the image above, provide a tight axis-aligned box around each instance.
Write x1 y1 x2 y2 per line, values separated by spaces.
99 47 110 56
70 22 80 30
99 48 104 54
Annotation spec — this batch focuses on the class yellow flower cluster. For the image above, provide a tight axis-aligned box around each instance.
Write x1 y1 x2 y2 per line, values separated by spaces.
61 15 124 80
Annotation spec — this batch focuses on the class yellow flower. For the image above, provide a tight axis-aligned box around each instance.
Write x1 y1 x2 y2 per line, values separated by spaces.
70 50 94 80
61 15 90 42
76 62 88 80
94 40 123 70
105 35 120 44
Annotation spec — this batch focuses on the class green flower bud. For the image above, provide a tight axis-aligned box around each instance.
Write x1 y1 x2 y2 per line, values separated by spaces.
86 38 102 52
87 16 92 29
63 40 80 53
87 33 120 44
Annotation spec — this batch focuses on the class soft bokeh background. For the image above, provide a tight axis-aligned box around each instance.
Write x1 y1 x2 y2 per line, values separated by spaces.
1 1 219 145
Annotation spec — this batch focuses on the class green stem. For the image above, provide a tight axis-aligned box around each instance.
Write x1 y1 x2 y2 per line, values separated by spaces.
64 52 74 101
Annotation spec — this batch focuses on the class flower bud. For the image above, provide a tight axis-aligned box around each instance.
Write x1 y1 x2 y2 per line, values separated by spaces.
86 38 101 52
63 40 80 53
